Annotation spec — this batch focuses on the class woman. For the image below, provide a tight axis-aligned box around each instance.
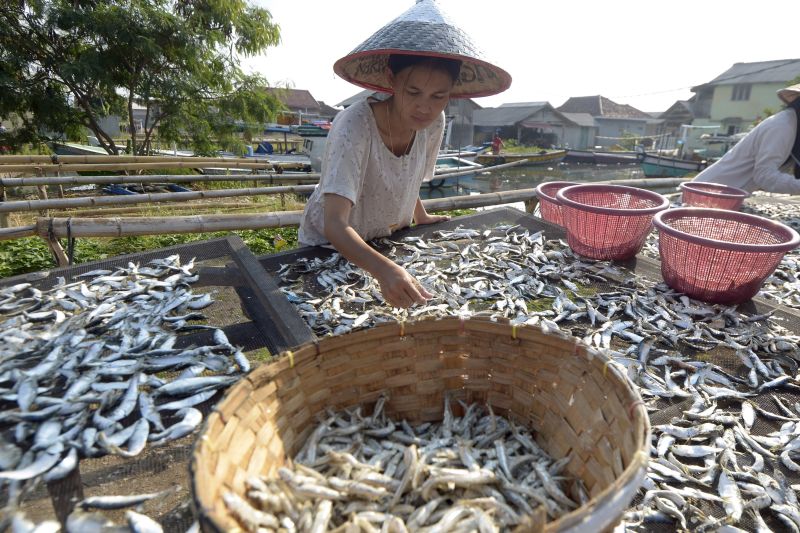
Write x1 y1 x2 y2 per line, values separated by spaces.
298 0 510 309
692 82 800 194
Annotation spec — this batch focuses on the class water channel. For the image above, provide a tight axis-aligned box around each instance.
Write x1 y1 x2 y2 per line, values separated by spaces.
419 162 646 200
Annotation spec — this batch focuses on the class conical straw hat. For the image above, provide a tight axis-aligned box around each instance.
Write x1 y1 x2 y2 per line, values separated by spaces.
778 83 800 104
333 0 511 98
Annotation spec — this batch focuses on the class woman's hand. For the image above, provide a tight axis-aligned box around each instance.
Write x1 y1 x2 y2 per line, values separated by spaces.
375 262 432 308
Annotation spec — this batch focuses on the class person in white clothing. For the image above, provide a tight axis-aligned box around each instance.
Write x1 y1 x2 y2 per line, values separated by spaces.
692 82 800 194
298 0 510 308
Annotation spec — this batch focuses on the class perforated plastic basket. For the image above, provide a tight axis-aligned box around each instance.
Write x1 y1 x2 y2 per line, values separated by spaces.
535 181 577 226
654 207 800 304
556 184 669 260
679 182 749 210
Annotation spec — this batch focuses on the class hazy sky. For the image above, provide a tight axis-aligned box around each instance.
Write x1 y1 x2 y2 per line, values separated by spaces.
246 0 797 113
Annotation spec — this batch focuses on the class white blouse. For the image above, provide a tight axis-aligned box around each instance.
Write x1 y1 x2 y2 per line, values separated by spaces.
298 98 444 246
693 109 799 194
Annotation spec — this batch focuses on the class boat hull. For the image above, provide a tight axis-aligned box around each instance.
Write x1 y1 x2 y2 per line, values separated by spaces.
640 155 706 177
564 150 639 165
475 150 566 167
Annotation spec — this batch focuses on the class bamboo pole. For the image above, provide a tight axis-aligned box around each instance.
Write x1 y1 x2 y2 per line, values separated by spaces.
0 155 279 164
35 212 304 238
0 161 278 173
0 173 320 187
56 202 278 217
0 185 316 213
0 225 37 240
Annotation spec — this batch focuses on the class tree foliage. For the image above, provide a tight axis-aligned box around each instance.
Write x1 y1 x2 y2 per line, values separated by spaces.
0 0 284 155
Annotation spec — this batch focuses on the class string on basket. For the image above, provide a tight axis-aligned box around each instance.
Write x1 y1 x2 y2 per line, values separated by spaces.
627 399 645 419
284 350 294 368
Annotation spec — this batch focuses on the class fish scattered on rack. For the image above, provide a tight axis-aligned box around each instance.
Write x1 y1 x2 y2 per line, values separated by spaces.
0 255 248 506
278 225 800 530
225 394 582 532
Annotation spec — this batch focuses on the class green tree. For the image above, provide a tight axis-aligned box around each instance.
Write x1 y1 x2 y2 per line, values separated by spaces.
0 1 284 155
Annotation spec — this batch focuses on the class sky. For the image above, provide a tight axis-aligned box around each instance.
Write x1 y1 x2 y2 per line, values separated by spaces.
246 0 798 113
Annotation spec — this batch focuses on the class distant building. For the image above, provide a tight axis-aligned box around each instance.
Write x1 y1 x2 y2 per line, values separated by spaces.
267 88 337 125
686 58 800 154
473 102 596 149
653 100 694 151
336 89 481 150
557 95 651 149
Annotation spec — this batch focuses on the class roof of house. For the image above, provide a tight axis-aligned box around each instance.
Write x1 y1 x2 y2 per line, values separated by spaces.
473 103 550 127
658 100 693 119
697 58 800 88
559 112 595 128
317 101 340 117
336 89 377 108
266 88 321 111
498 101 548 108
557 96 651 119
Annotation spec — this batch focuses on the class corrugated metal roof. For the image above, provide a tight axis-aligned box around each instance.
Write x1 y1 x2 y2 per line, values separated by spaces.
473 104 548 127
700 58 800 86
498 101 548 108
559 112 595 128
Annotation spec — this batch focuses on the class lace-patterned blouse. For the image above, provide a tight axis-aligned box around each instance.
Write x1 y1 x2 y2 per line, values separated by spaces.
298 98 444 246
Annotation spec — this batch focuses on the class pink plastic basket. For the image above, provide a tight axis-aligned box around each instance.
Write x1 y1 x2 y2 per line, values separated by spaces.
556 184 669 260
534 181 577 226
654 208 800 304
679 182 750 210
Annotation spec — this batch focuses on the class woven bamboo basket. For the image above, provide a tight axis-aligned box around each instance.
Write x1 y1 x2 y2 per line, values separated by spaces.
191 317 650 532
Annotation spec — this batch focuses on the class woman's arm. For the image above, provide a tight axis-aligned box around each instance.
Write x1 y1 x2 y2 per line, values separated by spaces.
753 112 800 194
324 193 431 308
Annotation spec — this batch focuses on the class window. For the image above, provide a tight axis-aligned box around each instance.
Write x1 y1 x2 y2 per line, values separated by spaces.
727 125 738 136
731 84 751 101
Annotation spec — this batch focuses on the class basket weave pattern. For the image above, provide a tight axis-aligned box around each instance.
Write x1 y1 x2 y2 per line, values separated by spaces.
655 210 799 304
557 185 668 260
191 318 650 532
679 182 748 210
535 181 576 226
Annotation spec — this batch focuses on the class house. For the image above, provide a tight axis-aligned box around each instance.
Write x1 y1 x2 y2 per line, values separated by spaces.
267 88 336 125
652 100 694 151
686 58 800 154
336 89 481 150
557 96 652 149
473 102 597 149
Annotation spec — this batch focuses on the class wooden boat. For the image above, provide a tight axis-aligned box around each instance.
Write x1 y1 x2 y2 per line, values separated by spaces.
640 153 707 177
475 150 566 167
564 149 640 165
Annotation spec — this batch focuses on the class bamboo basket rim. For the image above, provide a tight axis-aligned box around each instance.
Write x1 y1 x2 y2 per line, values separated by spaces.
190 316 651 533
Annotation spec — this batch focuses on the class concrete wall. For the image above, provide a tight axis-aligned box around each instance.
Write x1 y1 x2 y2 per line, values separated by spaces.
710 83 786 131
561 127 595 149
594 118 648 148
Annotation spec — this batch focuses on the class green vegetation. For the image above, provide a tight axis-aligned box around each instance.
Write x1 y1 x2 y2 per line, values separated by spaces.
0 1 283 155
500 139 550 154
0 210 478 279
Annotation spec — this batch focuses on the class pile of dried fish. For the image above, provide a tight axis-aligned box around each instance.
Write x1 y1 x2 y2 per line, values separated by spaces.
0 255 248 505
225 395 581 532
278 225 800 531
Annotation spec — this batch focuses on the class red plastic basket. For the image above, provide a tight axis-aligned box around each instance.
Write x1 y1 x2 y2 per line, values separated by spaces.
534 181 577 226
679 182 749 210
654 208 800 304
556 184 669 260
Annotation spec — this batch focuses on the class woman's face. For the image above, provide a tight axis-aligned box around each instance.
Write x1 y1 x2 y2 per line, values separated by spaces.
389 64 453 131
